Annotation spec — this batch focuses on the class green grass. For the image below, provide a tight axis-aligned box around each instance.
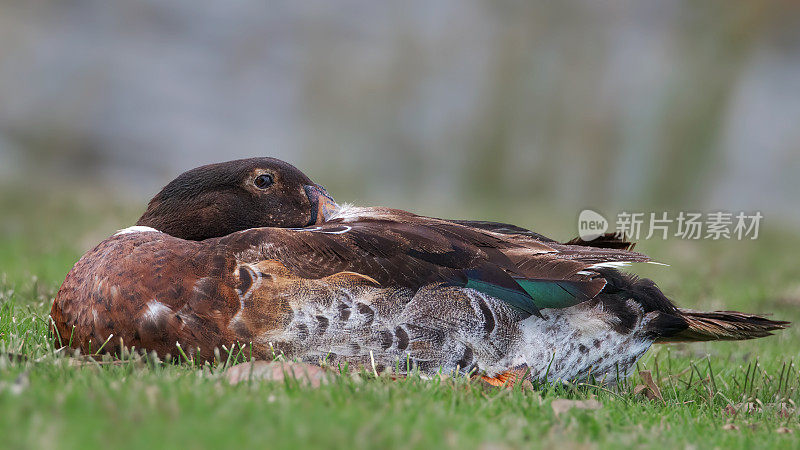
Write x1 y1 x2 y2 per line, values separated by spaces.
1 187 799 449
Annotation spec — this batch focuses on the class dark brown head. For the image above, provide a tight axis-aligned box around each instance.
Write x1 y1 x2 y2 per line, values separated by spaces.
136 158 338 240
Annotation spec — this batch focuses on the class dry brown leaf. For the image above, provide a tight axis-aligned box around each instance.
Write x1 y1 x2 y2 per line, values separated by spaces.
722 404 737 416
743 402 760 414
638 370 664 403
777 403 795 418
723 402 764 415
225 361 331 388
551 398 602 416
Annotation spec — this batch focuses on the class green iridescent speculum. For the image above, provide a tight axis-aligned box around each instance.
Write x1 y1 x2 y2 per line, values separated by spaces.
464 278 590 315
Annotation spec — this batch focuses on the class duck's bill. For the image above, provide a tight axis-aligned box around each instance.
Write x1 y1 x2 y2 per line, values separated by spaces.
304 185 339 225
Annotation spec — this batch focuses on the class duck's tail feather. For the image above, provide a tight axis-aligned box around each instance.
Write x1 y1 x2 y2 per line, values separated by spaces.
655 309 790 343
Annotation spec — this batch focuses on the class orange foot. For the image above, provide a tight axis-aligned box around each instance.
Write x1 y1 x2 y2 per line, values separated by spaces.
480 369 528 387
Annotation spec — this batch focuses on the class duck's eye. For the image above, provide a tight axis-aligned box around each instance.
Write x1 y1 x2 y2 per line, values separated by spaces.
254 174 274 190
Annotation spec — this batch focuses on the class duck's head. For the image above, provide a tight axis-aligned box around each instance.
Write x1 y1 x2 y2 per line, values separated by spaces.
136 158 338 240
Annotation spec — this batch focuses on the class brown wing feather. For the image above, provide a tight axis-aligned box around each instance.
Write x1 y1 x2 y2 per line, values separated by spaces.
447 220 637 252
221 217 651 314
221 221 534 294
445 219 558 242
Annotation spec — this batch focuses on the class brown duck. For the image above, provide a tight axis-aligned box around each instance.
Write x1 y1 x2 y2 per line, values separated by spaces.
50 158 788 384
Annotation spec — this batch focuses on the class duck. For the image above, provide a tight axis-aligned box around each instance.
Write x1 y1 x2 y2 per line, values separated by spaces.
50 157 788 384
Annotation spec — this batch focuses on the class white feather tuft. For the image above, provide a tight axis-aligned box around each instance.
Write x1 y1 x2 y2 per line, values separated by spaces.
588 261 633 270
142 300 172 322
115 226 160 236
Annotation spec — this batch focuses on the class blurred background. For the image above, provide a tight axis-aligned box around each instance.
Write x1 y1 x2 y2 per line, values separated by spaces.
2 4 800 445
1 1 800 287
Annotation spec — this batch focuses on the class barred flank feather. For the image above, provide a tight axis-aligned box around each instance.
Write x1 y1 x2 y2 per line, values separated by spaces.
656 309 790 343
